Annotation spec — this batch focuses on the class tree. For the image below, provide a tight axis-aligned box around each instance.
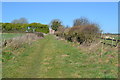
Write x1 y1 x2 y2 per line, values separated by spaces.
28 23 49 33
73 17 90 26
3 23 12 32
19 18 28 24
35 24 49 34
50 19 62 31
0 23 2 32
20 23 29 32
11 17 28 24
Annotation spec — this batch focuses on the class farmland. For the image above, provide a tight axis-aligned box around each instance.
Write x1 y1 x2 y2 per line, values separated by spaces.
2 33 118 78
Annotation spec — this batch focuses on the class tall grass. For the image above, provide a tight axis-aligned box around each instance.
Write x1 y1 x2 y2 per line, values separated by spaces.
2 33 44 62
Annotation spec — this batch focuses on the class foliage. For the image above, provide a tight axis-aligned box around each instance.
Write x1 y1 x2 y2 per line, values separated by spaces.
2 22 49 33
2 17 49 33
68 24 100 44
50 19 62 31
55 17 101 45
35 32 44 37
35 24 49 33
2 23 28 32
55 26 65 37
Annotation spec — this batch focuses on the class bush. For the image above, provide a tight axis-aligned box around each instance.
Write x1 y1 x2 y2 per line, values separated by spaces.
67 24 100 44
54 26 65 37
35 32 44 37
3 33 43 50
55 22 101 46
53 17 101 46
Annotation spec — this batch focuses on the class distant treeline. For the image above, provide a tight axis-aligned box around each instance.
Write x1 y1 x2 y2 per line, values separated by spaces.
1 23 49 33
103 33 120 35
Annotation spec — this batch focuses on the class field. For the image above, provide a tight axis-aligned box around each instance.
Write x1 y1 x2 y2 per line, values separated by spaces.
2 33 25 40
2 33 118 78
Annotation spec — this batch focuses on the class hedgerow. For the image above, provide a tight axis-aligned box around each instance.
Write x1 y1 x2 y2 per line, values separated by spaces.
55 18 101 46
1 22 49 34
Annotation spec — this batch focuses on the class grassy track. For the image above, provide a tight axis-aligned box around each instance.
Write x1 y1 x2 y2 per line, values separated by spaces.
3 35 118 78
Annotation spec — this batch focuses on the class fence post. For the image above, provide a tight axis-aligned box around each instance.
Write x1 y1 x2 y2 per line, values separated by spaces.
112 38 113 47
104 37 105 45
100 32 104 57
116 39 118 47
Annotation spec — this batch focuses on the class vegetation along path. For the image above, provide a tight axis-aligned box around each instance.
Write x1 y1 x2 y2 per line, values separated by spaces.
3 35 118 78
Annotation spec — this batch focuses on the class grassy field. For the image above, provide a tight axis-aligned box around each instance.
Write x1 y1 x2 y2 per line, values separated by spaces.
2 33 25 40
2 35 118 78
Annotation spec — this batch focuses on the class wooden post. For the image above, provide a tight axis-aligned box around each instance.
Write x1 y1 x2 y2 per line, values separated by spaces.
100 32 104 57
116 39 118 47
104 37 106 44
112 38 113 47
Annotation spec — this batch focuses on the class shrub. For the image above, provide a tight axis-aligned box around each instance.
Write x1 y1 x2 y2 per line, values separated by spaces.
55 26 65 37
53 17 101 45
3 33 43 50
55 23 101 46
35 32 44 37
68 24 100 44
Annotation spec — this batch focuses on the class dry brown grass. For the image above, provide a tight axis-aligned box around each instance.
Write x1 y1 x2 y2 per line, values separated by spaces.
3 33 43 49
78 39 118 55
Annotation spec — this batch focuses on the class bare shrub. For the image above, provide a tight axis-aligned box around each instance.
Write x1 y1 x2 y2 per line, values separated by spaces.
55 26 65 37
4 33 43 50
73 17 90 26
35 32 44 37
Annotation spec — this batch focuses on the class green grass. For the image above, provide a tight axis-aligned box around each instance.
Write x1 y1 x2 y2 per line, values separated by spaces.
2 33 25 40
2 35 118 78
2 51 14 62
